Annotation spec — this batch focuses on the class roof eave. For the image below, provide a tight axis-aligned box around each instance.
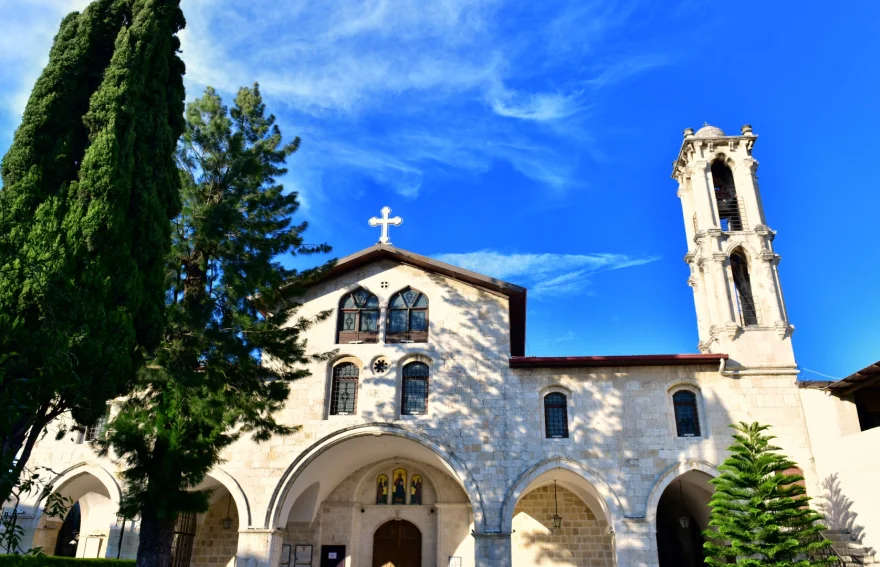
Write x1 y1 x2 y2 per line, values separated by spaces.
509 353 728 369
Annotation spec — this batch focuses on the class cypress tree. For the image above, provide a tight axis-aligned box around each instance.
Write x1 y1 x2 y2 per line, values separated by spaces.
703 422 833 566
0 0 185 504
101 85 331 567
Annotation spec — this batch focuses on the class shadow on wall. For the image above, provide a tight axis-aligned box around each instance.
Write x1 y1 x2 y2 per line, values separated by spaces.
819 473 872 551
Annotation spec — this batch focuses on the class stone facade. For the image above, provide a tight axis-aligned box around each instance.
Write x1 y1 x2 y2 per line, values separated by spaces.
9 125 854 567
512 485 614 567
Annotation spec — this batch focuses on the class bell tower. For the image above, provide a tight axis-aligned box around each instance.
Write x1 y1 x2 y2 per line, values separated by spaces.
672 124 794 368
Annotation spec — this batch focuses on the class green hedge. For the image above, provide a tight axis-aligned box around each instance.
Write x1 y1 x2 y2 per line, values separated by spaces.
0 557 135 567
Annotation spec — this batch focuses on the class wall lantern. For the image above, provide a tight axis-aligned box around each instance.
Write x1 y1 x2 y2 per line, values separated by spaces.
222 496 233 530
678 480 690 529
551 480 563 529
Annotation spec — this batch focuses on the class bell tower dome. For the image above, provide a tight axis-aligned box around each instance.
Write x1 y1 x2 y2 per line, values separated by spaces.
672 124 795 369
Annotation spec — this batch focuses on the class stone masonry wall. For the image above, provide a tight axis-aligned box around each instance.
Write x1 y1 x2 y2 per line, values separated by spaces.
512 485 613 567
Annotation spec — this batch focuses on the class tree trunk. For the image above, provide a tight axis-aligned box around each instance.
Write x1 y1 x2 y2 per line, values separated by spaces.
136 510 176 567
0 404 51 505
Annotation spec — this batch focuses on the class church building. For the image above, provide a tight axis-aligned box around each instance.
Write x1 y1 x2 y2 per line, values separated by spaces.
10 125 879 567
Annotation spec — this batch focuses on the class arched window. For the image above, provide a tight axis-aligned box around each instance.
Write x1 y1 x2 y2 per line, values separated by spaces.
401 362 429 415
386 288 429 343
544 393 569 438
711 159 745 231
672 390 701 437
730 250 758 326
337 288 379 344
330 362 359 415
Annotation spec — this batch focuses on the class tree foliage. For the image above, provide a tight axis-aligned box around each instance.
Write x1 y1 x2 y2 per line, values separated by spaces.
100 84 331 567
0 0 185 505
704 422 833 566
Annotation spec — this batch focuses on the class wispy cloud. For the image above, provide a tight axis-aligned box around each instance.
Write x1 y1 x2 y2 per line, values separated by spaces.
1 0 680 201
434 250 659 295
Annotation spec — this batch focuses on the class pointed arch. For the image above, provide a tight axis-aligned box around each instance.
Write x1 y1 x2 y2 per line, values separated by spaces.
204 468 252 530
386 287 429 343
337 287 379 343
729 246 758 326
501 457 623 534
711 157 744 231
30 462 121 529
645 459 720 527
265 423 485 530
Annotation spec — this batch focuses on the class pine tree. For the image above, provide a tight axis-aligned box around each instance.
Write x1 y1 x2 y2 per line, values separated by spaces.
101 85 331 567
0 0 185 505
704 422 833 566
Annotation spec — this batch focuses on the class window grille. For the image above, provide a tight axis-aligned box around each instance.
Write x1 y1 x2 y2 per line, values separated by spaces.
337 288 380 344
673 391 701 437
330 363 359 415
544 393 569 438
77 408 109 444
170 512 196 567
386 288 429 343
402 362 429 415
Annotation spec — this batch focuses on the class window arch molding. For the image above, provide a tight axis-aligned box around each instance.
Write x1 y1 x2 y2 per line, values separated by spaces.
336 286 380 344
326 356 363 418
398 355 433 418
386 287 429 343
539 385 572 440
665 381 708 439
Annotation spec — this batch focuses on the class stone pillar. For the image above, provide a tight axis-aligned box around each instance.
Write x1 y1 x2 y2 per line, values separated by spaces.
615 522 659 567
710 251 736 328
236 529 284 567
473 532 511 567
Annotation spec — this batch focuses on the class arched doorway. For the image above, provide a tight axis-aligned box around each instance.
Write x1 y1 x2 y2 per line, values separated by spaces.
655 470 714 567
53 503 81 557
372 520 421 567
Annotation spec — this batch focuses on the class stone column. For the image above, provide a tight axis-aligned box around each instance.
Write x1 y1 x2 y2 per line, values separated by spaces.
709 251 736 328
473 532 511 567
615 522 659 567
236 529 284 567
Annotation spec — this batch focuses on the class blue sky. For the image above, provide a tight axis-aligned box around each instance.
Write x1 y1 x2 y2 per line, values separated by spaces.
1 0 878 379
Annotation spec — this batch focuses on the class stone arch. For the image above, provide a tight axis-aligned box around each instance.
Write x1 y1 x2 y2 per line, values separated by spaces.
501 457 623 533
32 462 121 527
203 468 251 530
265 423 485 530
723 241 758 259
645 459 720 527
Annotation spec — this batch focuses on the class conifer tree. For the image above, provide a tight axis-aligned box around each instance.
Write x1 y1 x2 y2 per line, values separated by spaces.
0 0 185 504
704 422 833 566
101 85 331 567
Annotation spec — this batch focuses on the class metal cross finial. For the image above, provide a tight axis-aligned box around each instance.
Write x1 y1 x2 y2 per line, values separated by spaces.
368 206 403 245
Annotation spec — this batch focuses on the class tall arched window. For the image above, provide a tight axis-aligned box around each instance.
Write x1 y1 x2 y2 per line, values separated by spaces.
330 362 359 415
672 390 701 437
387 288 429 343
337 288 379 344
730 250 758 326
711 158 745 231
544 393 569 438
401 362 429 415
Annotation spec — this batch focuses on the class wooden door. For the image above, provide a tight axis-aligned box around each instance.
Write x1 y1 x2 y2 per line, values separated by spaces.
320 545 346 567
372 520 422 567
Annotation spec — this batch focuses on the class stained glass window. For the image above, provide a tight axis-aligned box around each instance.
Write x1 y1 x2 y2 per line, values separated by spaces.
544 393 568 438
387 288 429 343
673 391 700 437
330 363 359 415
337 288 379 343
402 362 429 415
